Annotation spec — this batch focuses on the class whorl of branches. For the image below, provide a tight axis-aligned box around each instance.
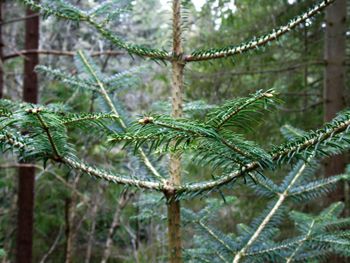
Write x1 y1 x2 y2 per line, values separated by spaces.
20 0 335 63
1 97 349 197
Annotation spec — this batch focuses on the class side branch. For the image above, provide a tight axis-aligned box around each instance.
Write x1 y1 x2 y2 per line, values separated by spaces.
3 49 124 61
185 0 335 62
28 108 62 161
178 113 350 194
76 51 165 182
63 156 168 191
21 0 171 61
233 162 308 263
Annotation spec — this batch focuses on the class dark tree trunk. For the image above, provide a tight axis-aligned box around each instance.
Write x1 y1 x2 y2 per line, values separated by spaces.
16 8 39 263
0 0 4 99
324 1 347 261
323 0 346 199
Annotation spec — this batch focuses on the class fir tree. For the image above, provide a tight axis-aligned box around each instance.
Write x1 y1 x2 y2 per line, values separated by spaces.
0 0 349 262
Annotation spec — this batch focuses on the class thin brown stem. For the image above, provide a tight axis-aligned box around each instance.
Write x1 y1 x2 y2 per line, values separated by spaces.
101 190 134 263
167 0 185 262
3 49 124 61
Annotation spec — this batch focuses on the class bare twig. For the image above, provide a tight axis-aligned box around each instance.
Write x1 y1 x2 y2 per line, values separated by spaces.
3 50 124 61
101 190 134 263
39 227 63 263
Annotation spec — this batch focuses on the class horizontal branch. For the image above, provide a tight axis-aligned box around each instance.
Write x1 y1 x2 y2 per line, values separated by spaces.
0 13 39 25
63 156 169 191
185 0 335 62
178 114 350 194
3 49 124 61
0 163 88 202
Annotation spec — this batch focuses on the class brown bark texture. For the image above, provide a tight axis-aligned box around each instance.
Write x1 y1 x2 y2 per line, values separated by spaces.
323 0 346 199
324 1 347 261
167 0 184 262
0 1 3 99
16 8 39 263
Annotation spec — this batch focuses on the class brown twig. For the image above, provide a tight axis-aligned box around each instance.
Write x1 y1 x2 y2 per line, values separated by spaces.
3 50 124 61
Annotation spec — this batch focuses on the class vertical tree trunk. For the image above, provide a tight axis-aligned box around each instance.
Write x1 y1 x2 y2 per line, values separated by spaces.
167 1 184 262
16 8 39 263
324 2 347 261
323 0 346 200
0 0 4 99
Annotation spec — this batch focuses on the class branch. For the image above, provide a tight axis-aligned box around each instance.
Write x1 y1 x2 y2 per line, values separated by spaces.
285 220 315 263
185 0 335 62
39 227 63 263
29 108 62 161
101 189 134 263
3 49 124 61
0 163 88 202
199 220 235 253
233 162 308 263
76 51 165 182
62 156 168 191
21 0 170 61
215 90 276 129
178 113 350 195
0 13 39 25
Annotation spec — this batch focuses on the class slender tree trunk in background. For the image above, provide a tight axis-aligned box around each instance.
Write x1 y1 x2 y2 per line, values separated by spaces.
0 0 4 99
167 1 184 262
324 2 347 261
16 8 39 263
323 0 346 200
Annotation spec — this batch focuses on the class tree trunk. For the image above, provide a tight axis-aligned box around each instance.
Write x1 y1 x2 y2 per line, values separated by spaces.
324 0 346 200
324 1 347 262
167 1 184 262
0 0 4 99
16 8 39 263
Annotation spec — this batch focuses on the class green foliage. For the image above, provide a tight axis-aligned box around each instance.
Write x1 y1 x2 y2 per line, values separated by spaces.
1 91 350 198
20 0 170 60
185 162 350 262
2 0 349 262
186 0 335 61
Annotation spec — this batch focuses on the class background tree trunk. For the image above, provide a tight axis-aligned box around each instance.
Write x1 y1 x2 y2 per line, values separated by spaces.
16 8 39 263
324 1 347 261
323 0 346 200
0 0 4 99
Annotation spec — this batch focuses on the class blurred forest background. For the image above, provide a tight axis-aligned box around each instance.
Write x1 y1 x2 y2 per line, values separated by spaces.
0 0 349 262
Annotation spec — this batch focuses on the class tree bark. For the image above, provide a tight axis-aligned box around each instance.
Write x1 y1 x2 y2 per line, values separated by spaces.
0 0 4 99
167 1 184 262
323 0 346 199
324 1 347 261
16 8 39 263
